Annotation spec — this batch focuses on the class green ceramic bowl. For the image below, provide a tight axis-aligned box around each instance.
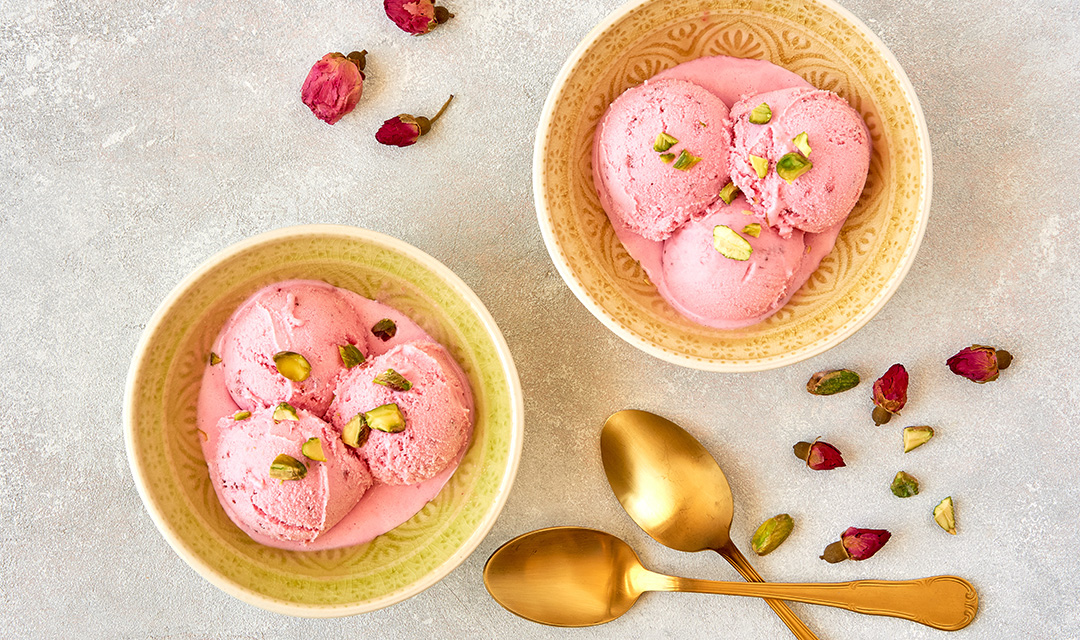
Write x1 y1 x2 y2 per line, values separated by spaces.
124 225 523 616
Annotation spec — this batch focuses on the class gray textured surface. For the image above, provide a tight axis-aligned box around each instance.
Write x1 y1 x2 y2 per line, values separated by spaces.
2 0 1079 637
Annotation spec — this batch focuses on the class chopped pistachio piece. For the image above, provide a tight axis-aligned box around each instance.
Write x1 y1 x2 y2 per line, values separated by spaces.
301 437 326 462
339 344 365 369
718 181 740 205
672 150 702 171
712 225 753 261
273 402 299 423
748 102 772 124
342 413 370 448
806 369 861 395
793 132 812 156
903 426 935 453
371 318 397 341
233 410 252 421
749 154 768 178
751 514 794 556
373 368 412 391
209 352 222 366
890 471 920 498
934 496 957 535
273 351 311 382
653 132 678 152
269 454 307 481
776 152 813 183
742 223 762 238
365 403 407 433
659 153 676 164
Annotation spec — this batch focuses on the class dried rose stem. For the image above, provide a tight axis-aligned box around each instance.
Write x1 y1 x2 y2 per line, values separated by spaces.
430 95 454 124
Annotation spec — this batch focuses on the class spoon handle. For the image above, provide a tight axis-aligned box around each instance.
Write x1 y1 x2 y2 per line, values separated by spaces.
716 543 820 640
659 573 978 631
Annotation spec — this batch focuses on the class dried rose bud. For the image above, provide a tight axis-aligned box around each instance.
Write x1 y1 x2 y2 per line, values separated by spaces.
301 51 367 125
384 0 453 35
793 439 845 471
871 363 908 425
822 527 891 563
376 95 454 147
946 345 1012 383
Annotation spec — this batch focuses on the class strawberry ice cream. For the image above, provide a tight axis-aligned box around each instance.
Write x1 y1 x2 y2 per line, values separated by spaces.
208 406 372 543
729 87 871 235
661 195 807 329
328 341 471 485
591 56 870 329
219 280 368 417
593 78 732 241
198 280 474 550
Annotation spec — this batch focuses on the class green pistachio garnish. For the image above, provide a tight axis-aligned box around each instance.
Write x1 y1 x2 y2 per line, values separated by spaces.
749 154 768 179
659 153 676 164
233 410 252 421
209 352 222 366
934 496 957 535
890 471 920 498
903 426 935 453
718 181 740 205
712 225 753 261
742 223 762 238
273 351 311 382
273 402 299 423
371 318 397 341
793 132 812 156
365 403 407 433
806 369 861 395
341 413 370 448
653 132 679 152
672 150 702 171
269 454 307 481
776 152 813 183
301 437 326 462
751 514 794 556
748 102 772 124
373 368 412 391
339 344 365 369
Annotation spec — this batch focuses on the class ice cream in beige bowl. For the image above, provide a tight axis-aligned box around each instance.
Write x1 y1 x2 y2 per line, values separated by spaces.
125 225 523 616
535 0 931 370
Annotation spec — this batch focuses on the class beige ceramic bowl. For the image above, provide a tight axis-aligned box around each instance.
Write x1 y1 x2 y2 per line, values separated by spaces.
124 225 523 616
535 0 931 371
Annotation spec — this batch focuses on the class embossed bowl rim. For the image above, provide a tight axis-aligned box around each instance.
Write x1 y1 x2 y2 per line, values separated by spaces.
534 0 932 371
124 224 524 616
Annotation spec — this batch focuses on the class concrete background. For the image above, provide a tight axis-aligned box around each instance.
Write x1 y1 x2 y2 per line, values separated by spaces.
2 0 1078 637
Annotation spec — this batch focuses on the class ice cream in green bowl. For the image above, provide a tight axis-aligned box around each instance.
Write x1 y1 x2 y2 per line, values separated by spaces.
124 225 523 616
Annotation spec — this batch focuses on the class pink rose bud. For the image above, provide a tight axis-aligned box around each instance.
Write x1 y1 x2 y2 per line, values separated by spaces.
384 0 453 35
793 440 845 470
821 527 892 563
301 51 367 125
841 527 892 560
376 95 454 147
947 345 1012 383
871 363 908 425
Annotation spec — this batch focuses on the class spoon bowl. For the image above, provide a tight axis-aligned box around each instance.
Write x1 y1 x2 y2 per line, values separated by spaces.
602 410 818 637
483 527 978 631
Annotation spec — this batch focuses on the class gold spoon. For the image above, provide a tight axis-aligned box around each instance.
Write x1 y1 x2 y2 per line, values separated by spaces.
483 526 978 631
601 409 818 638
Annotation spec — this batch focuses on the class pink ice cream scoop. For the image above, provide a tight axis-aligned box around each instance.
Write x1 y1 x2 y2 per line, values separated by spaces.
729 87 870 236
593 78 732 241
328 341 471 485
208 406 374 543
219 280 369 417
661 195 808 329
